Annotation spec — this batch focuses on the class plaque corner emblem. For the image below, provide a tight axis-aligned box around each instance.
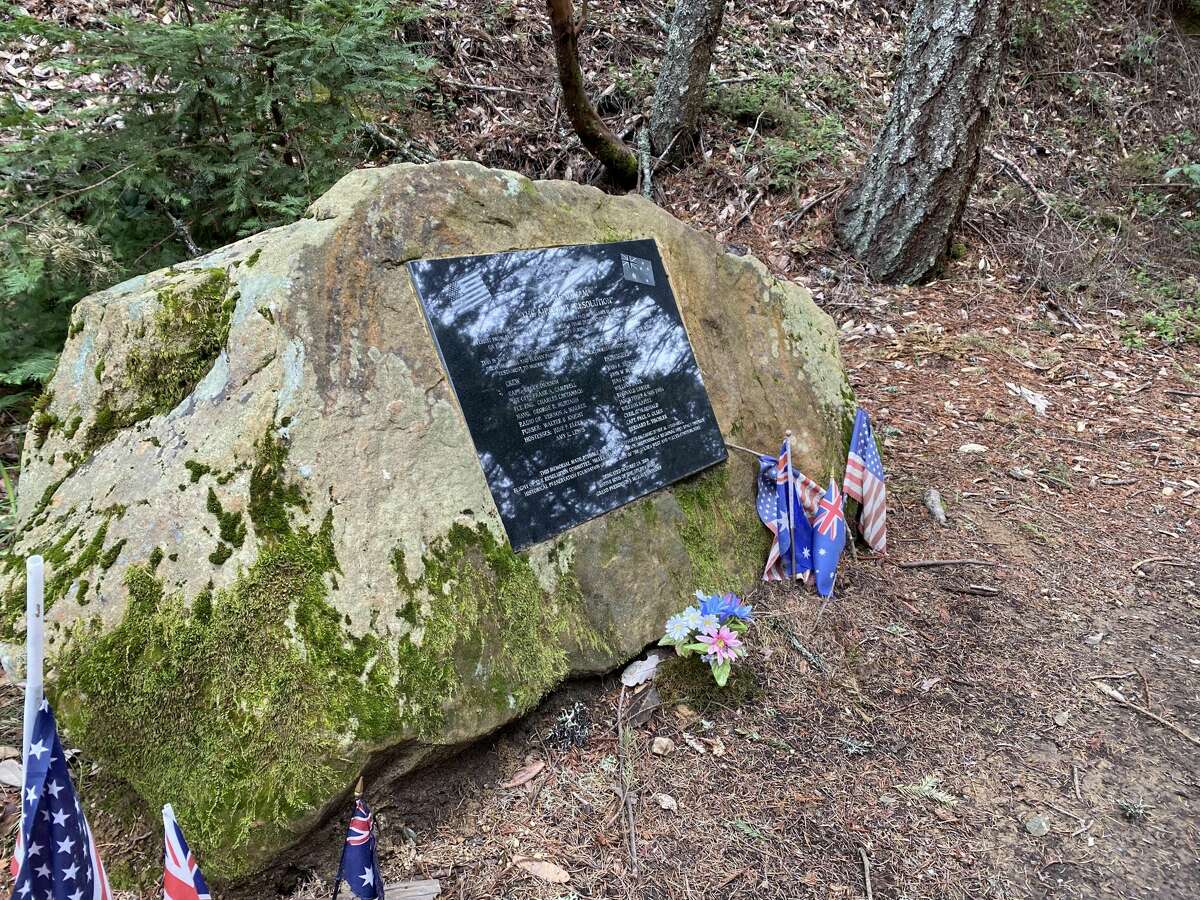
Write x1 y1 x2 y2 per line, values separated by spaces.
620 253 655 287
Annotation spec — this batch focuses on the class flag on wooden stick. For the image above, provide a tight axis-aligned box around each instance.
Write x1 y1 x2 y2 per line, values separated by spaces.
843 407 887 554
333 780 385 900
756 440 816 581
812 480 847 598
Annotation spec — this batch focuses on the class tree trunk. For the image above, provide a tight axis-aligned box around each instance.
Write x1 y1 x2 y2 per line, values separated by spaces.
546 0 639 187
649 0 726 158
835 0 1008 285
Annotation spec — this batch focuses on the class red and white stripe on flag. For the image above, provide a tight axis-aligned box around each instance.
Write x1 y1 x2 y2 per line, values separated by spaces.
845 452 886 553
86 820 114 900
164 806 210 900
775 451 823 521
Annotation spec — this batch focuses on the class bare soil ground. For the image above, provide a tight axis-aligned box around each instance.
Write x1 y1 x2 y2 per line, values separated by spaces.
1 0 1198 897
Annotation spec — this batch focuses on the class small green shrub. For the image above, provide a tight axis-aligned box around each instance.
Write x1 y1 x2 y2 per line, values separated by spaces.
0 0 430 404
1166 162 1200 188
1120 31 1160 70
709 73 801 133
758 115 845 193
1122 272 1200 347
1011 0 1092 54
708 72 846 194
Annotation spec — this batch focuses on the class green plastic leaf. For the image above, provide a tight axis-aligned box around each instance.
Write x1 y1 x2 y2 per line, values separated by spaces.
711 660 731 687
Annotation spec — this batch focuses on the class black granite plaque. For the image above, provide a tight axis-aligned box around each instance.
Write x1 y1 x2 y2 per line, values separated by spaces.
408 239 727 550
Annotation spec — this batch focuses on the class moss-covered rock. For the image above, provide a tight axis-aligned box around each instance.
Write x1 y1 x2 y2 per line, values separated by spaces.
2 161 855 883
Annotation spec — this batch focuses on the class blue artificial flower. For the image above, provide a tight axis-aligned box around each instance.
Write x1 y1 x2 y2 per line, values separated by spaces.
721 593 754 622
697 592 727 619
695 592 753 624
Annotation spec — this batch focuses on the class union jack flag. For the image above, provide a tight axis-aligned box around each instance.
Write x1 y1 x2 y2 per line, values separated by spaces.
812 480 847 598
10 700 112 900
163 804 211 900
756 440 818 581
843 408 887 553
335 797 384 900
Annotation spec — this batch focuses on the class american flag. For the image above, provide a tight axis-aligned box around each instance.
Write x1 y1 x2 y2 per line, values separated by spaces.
163 804 211 900
843 407 887 553
335 797 385 900
755 442 815 581
813 480 847 598
450 272 492 312
10 700 112 900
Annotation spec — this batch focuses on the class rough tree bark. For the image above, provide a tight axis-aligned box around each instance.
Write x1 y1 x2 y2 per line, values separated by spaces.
649 0 726 157
835 0 1008 284
546 0 639 187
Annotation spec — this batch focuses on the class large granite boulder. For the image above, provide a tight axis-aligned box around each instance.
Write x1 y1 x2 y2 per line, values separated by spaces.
2 161 854 880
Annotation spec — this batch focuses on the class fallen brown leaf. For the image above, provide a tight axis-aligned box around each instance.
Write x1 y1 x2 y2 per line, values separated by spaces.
501 759 545 789
513 856 570 884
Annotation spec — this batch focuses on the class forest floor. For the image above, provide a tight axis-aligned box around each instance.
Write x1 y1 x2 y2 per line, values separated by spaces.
2 0 1199 897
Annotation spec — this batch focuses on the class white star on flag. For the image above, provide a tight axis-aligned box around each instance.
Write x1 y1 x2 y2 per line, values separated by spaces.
360 866 375 887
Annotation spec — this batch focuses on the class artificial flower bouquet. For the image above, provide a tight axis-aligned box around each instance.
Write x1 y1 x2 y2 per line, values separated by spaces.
659 591 752 687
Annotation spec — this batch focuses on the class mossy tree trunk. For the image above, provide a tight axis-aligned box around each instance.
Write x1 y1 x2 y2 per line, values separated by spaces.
835 0 1009 285
546 0 639 187
649 0 726 158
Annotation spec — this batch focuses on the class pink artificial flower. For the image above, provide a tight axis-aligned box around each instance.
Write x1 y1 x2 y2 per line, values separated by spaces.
697 625 743 665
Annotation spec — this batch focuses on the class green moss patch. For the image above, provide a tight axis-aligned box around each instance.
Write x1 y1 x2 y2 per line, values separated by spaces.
248 431 306 536
84 269 238 452
52 512 379 881
31 391 60 449
33 428 602 881
390 524 598 740
674 465 767 595
206 487 246 549
0 514 122 632
184 461 212 483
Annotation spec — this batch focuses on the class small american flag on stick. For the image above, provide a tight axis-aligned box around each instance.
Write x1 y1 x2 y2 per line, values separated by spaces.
10 700 112 900
843 408 887 553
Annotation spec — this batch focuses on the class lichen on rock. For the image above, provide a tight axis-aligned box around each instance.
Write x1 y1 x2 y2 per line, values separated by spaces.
85 267 238 451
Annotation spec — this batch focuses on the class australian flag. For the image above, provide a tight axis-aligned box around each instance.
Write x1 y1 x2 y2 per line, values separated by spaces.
812 479 847 597
336 797 385 899
843 407 887 553
756 446 815 581
10 700 112 900
162 804 210 900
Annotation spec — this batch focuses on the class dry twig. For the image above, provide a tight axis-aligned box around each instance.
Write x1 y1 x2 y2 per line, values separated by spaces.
898 558 998 569
1093 682 1200 749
